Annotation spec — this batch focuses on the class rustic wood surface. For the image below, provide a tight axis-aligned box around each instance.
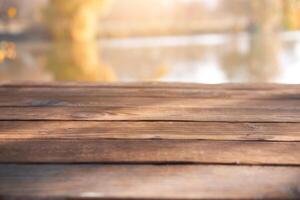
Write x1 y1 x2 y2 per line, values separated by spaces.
0 82 299 199
0 165 300 199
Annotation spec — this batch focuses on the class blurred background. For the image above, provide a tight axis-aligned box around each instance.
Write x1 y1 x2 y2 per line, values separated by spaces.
0 0 300 83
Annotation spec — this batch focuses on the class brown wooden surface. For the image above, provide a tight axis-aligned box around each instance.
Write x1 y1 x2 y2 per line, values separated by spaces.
1 84 300 122
1 121 299 141
0 83 299 199
0 165 300 199
2 139 300 164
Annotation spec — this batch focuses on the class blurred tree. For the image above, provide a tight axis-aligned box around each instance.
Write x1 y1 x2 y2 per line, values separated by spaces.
44 0 116 81
283 0 300 30
221 0 282 82
247 0 282 82
44 0 112 41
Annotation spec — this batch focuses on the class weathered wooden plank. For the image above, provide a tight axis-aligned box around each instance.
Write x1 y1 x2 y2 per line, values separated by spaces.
1 87 300 99
1 139 299 164
0 106 300 122
0 121 299 141
0 164 299 199
0 83 299 200
1 96 300 109
1 82 300 90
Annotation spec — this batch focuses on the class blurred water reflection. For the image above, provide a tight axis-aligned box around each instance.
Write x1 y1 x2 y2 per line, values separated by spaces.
0 0 300 83
1 32 300 83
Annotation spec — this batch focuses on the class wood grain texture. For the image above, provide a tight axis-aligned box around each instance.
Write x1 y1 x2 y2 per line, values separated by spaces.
1 83 300 199
1 121 299 141
1 84 300 122
1 86 300 99
1 82 300 90
1 106 300 122
1 121 299 164
1 96 300 108
0 164 299 199
1 139 299 164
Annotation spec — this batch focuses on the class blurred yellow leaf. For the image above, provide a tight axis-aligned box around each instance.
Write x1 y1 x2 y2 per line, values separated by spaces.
7 7 17 18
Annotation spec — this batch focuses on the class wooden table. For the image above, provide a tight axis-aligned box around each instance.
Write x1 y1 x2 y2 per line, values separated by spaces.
0 82 299 199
